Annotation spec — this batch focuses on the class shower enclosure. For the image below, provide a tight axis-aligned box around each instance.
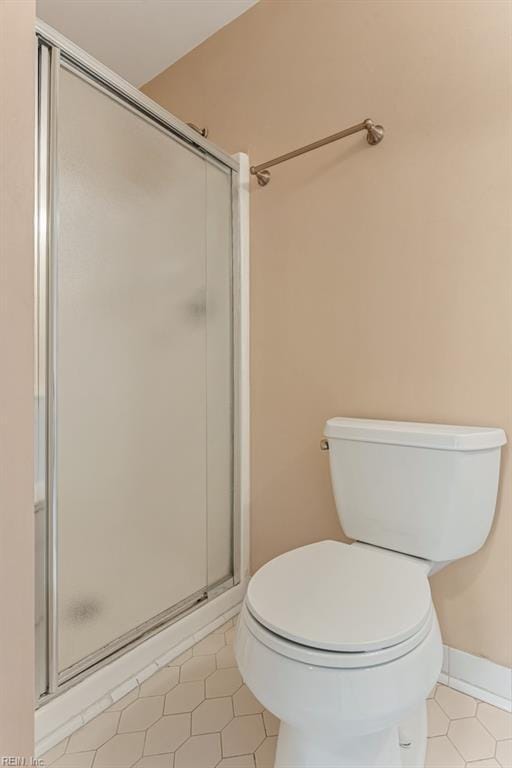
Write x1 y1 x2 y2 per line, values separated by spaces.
35 25 242 703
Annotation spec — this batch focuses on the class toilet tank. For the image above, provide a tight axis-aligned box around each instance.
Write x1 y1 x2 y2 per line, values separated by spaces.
324 418 506 562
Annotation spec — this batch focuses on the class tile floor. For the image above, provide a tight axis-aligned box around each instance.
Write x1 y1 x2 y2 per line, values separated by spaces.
41 617 512 768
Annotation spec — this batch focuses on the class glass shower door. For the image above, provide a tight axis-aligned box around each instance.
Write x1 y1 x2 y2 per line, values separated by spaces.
55 65 211 677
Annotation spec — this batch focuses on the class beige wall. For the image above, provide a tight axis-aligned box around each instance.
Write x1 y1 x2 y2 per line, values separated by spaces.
0 0 35 754
143 0 512 667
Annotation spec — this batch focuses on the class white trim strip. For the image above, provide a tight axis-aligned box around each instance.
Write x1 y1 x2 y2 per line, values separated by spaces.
234 153 251 587
448 677 512 713
441 644 512 712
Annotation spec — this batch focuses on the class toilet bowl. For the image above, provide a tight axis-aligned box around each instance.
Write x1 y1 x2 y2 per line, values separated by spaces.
235 418 506 767
235 541 442 768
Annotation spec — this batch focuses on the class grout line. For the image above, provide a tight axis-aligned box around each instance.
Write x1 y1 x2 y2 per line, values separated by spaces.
474 709 502 749
434 697 452 720
114 708 122 736
147 749 175 758
444 730 468 765
128 745 143 768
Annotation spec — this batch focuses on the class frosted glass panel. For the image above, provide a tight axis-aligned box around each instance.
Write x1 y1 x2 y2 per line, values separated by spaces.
206 161 233 586
56 68 209 672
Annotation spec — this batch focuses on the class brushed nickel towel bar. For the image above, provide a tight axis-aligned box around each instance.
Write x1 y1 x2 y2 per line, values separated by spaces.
250 118 384 186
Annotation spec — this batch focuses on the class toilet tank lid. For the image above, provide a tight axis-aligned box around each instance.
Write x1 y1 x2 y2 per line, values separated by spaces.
324 418 507 451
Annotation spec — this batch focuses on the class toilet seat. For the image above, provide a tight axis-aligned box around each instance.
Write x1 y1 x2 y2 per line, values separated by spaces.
241 601 434 669
245 540 432 666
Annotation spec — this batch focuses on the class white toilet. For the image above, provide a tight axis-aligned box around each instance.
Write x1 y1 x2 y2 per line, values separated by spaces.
235 418 506 768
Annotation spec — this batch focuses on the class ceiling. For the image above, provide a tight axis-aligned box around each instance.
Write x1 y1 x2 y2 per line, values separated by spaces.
36 0 258 86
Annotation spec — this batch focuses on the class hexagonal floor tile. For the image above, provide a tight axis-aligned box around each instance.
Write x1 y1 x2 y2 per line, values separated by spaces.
94 732 145 768
193 633 226 656
139 667 179 697
180 655 216 682
466 760 500 768
216 619 234 633
108 687 139 711
427 699 449 737
221 714 266 757
425 735 465 767
67 712 119 753
206 668 242 698
225 626 236 645
448 717 496 762
218 756 255 768
174 733 221 768
192 696 233 734
41 738 67 766
216 644 236 669
52 753 95 768
233 685 264 716
477 703 512 741
134 755 174 768
118 695 164 732
168 648 192 666
254 736 277 768
496 739 512 768
145 713 191 755
164 681 205 714
435 685 477 719
262 710 279 737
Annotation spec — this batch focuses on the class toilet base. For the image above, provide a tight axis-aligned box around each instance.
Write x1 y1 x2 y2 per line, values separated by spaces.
274 704 427 768
399 704 428 768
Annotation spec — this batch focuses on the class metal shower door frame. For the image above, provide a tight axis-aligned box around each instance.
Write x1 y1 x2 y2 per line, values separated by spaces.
35 22 242 704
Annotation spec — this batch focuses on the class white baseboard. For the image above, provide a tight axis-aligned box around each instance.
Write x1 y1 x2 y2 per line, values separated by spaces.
441 644 512 712
35 588 244 757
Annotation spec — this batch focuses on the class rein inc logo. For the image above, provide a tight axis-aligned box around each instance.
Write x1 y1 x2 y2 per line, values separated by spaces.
1 760 44 766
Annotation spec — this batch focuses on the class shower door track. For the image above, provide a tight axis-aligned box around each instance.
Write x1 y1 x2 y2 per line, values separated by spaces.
36 21 243 704
35 21 238 172
36 577 234 705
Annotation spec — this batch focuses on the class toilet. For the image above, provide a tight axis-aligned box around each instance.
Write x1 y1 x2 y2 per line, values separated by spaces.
235 418 506 768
